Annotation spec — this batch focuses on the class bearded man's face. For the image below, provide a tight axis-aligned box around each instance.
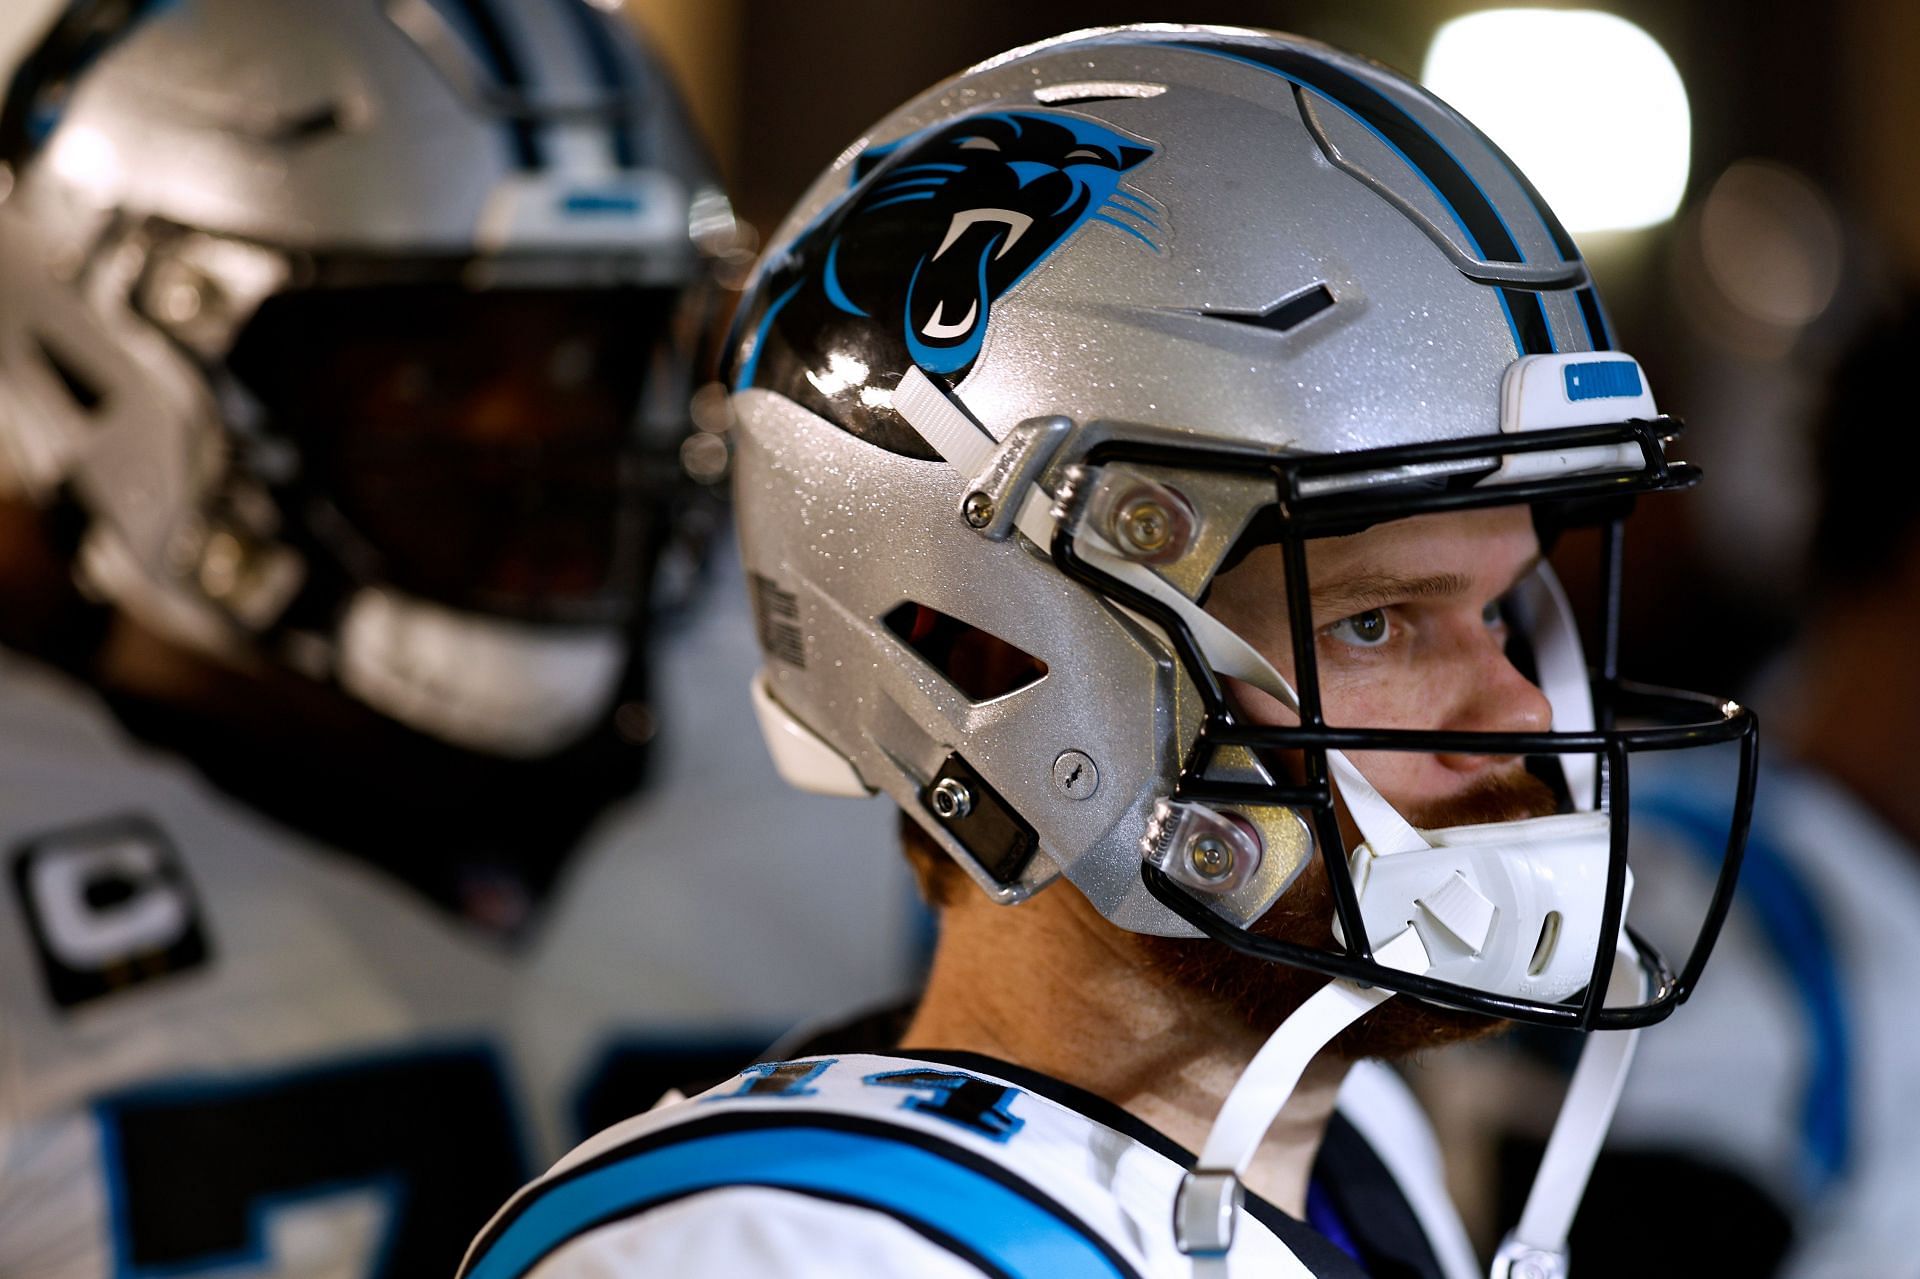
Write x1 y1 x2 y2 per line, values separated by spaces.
1137 506 1563 1058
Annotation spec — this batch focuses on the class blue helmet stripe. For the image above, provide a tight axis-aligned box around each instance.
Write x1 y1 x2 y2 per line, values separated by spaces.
1153 39 1557 356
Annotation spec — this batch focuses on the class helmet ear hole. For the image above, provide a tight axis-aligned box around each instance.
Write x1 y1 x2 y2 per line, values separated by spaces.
881 602 1046 701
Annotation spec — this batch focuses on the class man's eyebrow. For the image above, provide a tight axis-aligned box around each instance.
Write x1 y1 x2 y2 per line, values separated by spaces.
1313 572 1474 612
1311 555 1542 613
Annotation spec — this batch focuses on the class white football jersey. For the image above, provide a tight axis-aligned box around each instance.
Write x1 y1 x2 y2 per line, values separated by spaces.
460 1051 1479 1279
1608 757 1920 1279
0 546 923 1279
0 645 531 1279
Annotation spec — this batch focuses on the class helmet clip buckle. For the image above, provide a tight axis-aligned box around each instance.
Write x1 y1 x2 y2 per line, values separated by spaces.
957 413 1073 541
1143 799 1263 896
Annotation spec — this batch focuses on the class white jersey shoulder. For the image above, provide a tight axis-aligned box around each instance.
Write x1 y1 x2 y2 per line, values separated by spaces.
463 1052 1467 1279
0 650 527 1279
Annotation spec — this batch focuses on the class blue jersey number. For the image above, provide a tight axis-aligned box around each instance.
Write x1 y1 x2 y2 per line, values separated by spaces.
864 1068 1026 1142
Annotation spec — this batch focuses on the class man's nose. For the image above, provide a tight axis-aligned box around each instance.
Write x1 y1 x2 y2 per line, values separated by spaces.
1435 633 1554 772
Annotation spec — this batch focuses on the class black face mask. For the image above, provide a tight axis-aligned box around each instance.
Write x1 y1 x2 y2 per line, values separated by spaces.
228 283 683 625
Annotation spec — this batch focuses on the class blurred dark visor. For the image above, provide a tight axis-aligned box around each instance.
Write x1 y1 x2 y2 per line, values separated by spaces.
228 285 681 624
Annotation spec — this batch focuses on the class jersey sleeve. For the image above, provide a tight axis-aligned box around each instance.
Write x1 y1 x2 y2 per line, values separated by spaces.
518 1186 990 1279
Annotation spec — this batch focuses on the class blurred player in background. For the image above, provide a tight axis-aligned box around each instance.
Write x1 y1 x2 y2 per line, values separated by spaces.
1535 296 1920 1278
0 1 913 1275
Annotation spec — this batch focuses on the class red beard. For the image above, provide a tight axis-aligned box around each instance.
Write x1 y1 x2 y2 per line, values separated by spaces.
1132 767 1562 1060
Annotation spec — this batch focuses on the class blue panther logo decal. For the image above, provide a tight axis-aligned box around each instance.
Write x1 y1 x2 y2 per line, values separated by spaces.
731 110 1162 457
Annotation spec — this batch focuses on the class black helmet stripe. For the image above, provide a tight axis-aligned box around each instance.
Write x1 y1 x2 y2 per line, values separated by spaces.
552 0 639 169
1155 38 1561 356
443 0 545 170
0 0 167 169
1576 288 1613 351
1464 125 1614 351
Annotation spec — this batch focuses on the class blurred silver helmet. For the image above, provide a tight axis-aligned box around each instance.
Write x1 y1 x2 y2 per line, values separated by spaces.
727 25 1755 1028
0 0 734 757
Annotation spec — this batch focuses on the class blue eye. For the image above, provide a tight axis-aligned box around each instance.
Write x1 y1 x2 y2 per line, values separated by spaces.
1483 599 1505 628
1328 609 1390 648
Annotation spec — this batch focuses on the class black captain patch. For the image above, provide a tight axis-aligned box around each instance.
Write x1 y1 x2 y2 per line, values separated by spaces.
11 814 212 1009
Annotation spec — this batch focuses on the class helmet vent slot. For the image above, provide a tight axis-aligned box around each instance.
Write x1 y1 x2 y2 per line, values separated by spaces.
33 335 104 413
1203 284 1336 335
1527 910 1563 977
265 103 346 146
882 602 1046 702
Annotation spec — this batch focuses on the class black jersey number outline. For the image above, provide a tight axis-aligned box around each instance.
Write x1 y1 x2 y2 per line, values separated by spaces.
95 1044 529 1278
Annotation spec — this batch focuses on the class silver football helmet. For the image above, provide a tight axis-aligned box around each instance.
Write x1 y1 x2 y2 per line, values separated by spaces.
727 25 1755 1030
0 0 733 757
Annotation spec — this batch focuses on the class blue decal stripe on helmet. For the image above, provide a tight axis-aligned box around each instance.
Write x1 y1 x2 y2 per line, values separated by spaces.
1090 213 1158 252
823 241 869 317
866 191 938 212
1469 124 1585 269
1153 38 1557 357
731 279 802 390
552 0 638 168
440 0 546 170
460 1116 1141 1279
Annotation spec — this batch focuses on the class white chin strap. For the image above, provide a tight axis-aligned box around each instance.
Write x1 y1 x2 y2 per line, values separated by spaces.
1490 943 1645 1279
337 588 625 758
888 369 1647 1273
1174 935 1646 1276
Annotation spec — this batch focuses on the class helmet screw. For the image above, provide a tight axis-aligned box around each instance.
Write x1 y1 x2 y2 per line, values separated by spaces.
1116 496 1172 555
962 491 995 529
1189 836 1233 880
1051 750 1098 800
930 777 974 821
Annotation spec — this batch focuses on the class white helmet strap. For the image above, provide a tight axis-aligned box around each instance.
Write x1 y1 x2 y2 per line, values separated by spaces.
1511 563 1599 810
1173 935 1646 1273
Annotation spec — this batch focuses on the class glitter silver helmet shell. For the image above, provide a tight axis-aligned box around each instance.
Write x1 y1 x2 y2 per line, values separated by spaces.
0 0 733 757
728 25 1754 1028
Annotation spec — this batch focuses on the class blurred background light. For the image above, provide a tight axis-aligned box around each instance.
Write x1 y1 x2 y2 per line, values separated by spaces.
46 124 121 203
1422 9 1690 234
1699 159 1845 332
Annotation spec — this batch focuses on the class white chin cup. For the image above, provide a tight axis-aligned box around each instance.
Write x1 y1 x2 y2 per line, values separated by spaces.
338 589 625 758
1341 810 1630 1003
